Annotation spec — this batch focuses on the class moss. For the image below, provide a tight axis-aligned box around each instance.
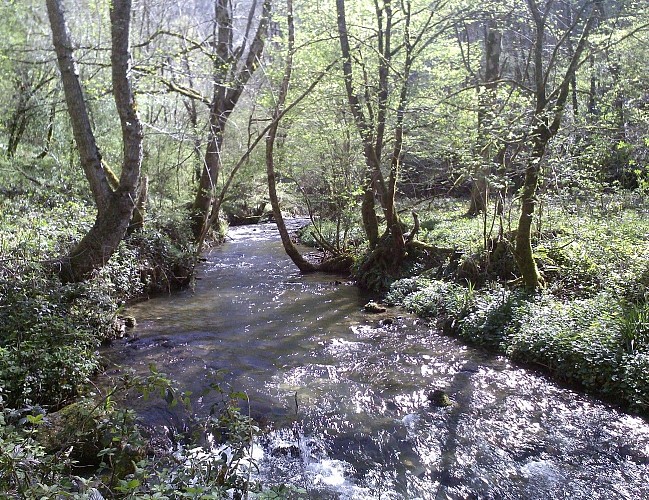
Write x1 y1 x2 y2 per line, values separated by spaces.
38 399 107 465
428 389 453 407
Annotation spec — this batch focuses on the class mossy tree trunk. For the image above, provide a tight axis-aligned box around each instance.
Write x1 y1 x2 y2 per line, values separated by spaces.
513 0 602 290
513 133 546 289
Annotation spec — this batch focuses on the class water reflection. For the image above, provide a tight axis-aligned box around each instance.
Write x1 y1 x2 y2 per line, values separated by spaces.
107 223 649 499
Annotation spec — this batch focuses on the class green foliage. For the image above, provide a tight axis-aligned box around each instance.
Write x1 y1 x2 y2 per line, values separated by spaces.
506 294 625 398
0 193 196 409
622 353 649 412
128 213 198 295
99 374 264 499
620 302 649 354
418 199 485 254
397 280 467 319
388 276 471 321
459 287 529 348
0 367 268 499
539 242 601 298
0 264 103 407
297 219 364 253
385 276 433 305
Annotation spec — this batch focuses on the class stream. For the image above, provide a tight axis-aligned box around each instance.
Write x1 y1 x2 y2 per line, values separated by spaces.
107 222 649 499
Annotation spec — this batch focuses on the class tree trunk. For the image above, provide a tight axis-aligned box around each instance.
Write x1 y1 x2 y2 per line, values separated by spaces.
336 0 388 248
48 0 143 282
190 0 271 242
36 101 57 159
361 180 380 249
336 0 442 271
191 110 227 239
468 23 501 216
513 0 601 290
266 0 316 273
129 175 148 234
513 135 545 290
46 0 112 214
57 189 140 281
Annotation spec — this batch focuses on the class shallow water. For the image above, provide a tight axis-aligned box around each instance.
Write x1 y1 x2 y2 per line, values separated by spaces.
108 222 649 499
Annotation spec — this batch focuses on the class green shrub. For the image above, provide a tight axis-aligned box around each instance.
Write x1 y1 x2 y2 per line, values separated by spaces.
388 277 472 320
385 276 433 305
0 195 197 409
0 265 103 407
127 214 197 295
541 242 601 297
458 287 528 348
619 302 649 354
506 293 626 400
388 274 648 411
0 368 267 498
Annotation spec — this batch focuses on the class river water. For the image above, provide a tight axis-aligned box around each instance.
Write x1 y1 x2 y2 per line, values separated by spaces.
108 222 649 499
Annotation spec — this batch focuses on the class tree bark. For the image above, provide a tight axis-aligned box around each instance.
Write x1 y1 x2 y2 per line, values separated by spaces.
46 0 112 214
514 134 545 289
468 22 502 216
336 0 386 248
266 0 317 273
337 0 435 260
514 0 601 290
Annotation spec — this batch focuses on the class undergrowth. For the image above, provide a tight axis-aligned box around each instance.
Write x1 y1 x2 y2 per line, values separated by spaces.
0 193 197 410
0 367 267 499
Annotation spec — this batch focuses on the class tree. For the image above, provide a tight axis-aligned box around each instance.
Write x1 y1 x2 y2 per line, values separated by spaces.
513 0 603 289
466 17 503 216
190 0 272 241
265 0 317 271
336 0 455 277
46 0 143 281
265 0 354 273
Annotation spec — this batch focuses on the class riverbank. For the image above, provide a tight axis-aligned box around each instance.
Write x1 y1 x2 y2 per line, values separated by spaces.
0 192 200 496
375 196 649 415
385 278 649 414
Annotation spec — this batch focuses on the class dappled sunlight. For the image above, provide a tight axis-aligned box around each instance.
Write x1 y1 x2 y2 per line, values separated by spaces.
107 223 649 498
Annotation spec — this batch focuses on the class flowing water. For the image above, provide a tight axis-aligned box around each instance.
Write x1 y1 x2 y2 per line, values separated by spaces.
108 222 649 499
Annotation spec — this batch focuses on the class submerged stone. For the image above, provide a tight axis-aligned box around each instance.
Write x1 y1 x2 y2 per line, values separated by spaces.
123 315 137 328
428 389 453 407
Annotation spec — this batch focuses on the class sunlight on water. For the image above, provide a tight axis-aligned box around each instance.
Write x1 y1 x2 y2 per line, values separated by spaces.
107 222 649 499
